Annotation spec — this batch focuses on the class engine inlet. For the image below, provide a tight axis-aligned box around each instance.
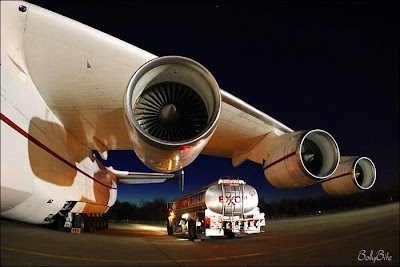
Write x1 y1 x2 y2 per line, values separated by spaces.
124 56 221 172
299 130 339 179
134 82 208 142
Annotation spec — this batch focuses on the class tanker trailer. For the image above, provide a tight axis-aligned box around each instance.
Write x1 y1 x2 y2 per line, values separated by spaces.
166 178 265 240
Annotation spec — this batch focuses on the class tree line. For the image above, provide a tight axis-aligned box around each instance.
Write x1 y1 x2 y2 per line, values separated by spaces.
259 184 398 219
106 183 399 222
106 197 167 222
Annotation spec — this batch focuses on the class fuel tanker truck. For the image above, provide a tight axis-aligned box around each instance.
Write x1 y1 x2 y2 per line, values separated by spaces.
166 178 265 239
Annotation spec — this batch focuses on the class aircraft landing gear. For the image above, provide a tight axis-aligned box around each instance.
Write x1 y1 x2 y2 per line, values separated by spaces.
57 216 68 232
73 214 85 233
54 213 108 233
80 214 108 232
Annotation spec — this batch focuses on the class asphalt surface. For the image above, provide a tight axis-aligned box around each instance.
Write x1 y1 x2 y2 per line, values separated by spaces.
1 202 398 266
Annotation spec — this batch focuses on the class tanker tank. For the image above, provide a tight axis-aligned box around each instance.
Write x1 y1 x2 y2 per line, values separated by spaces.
167 177 265 239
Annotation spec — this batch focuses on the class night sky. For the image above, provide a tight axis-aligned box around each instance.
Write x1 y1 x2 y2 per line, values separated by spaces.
29 1 399 204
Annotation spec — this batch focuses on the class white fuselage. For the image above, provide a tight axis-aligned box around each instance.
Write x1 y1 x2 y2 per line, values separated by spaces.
1 1 117 224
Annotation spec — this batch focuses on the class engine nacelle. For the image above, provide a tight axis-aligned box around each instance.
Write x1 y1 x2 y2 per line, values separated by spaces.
124 56 221 172
264 129 340 188
321 157 376 195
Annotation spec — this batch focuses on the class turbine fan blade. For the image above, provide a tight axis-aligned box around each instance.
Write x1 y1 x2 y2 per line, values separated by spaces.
134 82 208 142
303 153 315 163
355 164 364 186
301 139 323 175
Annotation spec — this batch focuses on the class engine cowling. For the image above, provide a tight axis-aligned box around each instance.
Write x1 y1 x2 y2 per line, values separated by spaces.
124 56 221 172
264 129 340 188
321 156 376 195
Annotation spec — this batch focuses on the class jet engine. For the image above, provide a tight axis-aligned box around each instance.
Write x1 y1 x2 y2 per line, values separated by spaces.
321 157 376 195
264 129 340 188
124 56 221 172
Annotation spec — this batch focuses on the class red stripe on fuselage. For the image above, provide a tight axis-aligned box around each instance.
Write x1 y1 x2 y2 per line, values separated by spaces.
0 113 116 190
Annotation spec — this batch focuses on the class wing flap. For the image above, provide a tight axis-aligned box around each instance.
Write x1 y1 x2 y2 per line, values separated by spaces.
109 169 176 184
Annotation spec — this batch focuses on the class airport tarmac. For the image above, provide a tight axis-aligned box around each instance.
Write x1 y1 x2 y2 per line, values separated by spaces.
1 202 399 266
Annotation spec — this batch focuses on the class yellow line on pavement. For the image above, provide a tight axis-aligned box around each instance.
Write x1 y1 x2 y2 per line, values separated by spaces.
0 246 174 264
1 221 397 264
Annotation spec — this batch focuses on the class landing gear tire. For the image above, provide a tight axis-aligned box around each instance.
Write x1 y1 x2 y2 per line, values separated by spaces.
88 217 95 232
100 217 107 230
95 217 100 231
73 214 85 233
83 215 92 233
188 220 197 241
99 217 104 230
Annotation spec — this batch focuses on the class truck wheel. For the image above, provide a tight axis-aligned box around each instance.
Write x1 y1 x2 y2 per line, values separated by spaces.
167 220 173 235
188 220 197 241
225 229 234 238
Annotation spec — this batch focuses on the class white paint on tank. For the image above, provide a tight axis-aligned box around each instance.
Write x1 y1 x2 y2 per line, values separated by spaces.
205 183 259 214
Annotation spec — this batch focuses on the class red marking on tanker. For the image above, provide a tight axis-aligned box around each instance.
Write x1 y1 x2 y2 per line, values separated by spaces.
189 192 204 206
249 189 256 197
219 195 246 206
222 180 240 184
175 197 189 210
0 113 117 190
263 151 297 171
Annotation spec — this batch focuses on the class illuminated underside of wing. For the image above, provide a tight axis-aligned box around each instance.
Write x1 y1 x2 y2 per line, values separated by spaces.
203 90 292 159
23 3 292 161
24 3 155 150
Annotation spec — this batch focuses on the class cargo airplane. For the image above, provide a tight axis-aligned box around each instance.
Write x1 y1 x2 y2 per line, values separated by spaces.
1 1 376 232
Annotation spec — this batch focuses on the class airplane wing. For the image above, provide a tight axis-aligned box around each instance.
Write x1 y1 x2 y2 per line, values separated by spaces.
2 1 376 196
20 2 291 166
203 90 293 163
